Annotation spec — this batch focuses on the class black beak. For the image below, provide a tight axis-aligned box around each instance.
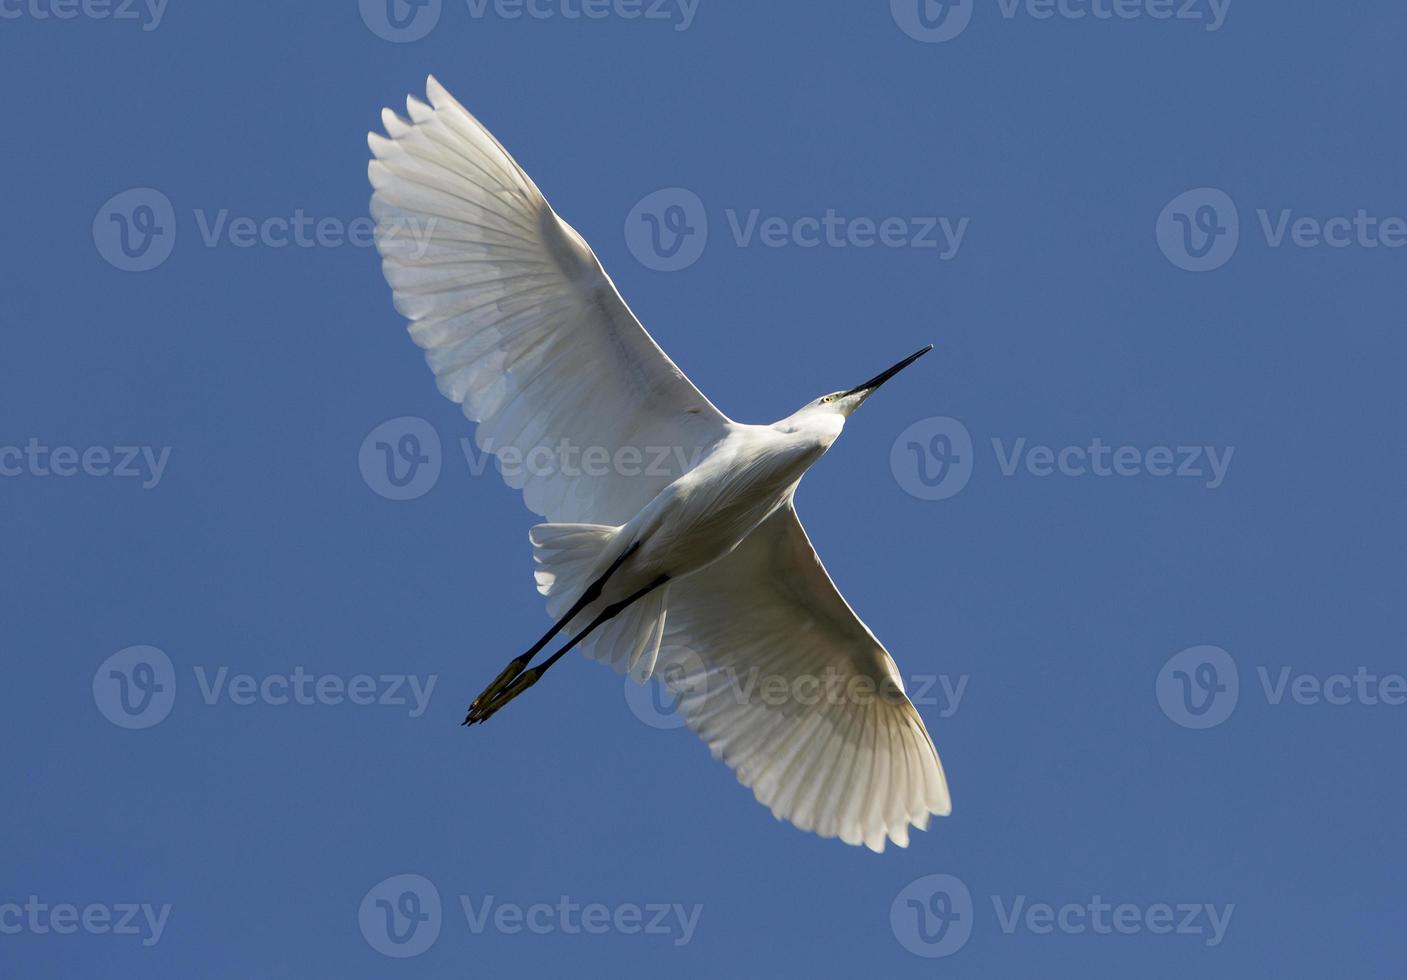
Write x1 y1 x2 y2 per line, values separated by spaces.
842 345 934 398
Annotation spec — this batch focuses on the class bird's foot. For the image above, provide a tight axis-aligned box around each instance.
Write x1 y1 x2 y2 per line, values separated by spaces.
462 654 533 725
463 666 542 726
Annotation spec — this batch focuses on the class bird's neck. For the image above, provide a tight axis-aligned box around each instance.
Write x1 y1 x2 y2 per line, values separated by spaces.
772 409 844 449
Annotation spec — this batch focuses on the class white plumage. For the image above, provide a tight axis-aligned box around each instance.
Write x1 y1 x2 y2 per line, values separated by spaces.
368 76 950 851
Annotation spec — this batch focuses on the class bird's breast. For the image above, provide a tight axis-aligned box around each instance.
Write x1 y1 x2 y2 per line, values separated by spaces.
634 432 824 579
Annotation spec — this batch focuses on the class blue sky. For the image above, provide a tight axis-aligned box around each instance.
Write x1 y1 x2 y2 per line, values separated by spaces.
3 1 1405 976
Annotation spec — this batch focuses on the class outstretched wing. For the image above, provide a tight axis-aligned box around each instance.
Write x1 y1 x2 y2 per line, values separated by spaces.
368 77 730 524
655 502 951 852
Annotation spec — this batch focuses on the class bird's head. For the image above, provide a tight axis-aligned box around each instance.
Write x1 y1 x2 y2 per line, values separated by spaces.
797 344 935 416
775 345 934 439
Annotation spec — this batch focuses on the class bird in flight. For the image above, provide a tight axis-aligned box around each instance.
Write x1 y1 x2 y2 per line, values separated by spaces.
367 77 950 851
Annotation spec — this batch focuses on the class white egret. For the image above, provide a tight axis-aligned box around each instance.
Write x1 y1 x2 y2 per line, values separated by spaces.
368 77 950 851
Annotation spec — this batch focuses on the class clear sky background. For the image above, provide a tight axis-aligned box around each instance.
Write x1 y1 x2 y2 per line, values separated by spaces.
3 1 1405 976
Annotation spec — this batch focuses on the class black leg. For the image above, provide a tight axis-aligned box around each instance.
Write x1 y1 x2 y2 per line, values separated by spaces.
465 575 668 726
463 541 639 725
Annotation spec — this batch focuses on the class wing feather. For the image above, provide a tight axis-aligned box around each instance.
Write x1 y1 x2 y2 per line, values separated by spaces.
657 502 951 851
369 77 730 524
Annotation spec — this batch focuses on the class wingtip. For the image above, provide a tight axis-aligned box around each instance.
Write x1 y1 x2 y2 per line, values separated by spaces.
380 106 411 138
428 75 469 117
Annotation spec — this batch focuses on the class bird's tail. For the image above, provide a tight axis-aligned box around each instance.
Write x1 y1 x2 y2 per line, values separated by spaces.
530 522 622 617
529 522 669 681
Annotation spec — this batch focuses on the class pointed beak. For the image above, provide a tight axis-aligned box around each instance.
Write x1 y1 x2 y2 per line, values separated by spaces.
842 345 934 400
